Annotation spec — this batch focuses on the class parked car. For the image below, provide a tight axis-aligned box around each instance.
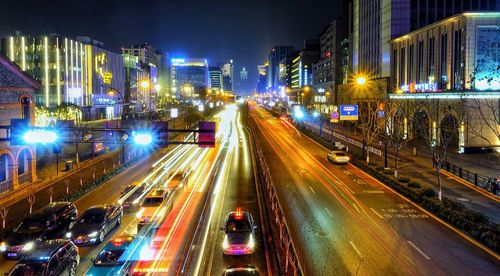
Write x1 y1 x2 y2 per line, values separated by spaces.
327 150 350 164
86 235 140 276
120 183 145 211
0 202 77 259
67 204 122 246
221 208 257 255
7 239 79 276
223 265 260 275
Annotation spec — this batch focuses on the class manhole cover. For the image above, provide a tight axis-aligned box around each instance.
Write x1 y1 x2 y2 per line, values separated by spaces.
456 197 470 202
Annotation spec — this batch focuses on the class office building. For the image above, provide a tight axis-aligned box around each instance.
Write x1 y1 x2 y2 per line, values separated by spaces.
209 66 223 90
171 58 209 98
240 67 248 81
155 50 170 97
219 60 234 92
267 46 295 91
122 43 159 66
257 64 267 93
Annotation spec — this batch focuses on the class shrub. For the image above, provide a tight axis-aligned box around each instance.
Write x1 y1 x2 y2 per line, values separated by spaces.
383 168 394 175
398 177 410 183
408 181 422 188
375 166 385 171
368 161 378 167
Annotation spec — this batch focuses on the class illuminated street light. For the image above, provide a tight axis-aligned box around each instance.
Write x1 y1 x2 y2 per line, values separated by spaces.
23 129 58 144
313 111 319 117
356 76 367 86
295 109 304 119
155 84 161 91
133 133 153 145
140 80 150 89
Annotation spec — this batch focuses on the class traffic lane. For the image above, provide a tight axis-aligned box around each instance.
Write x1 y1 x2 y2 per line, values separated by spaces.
209 115 267 275
252 114 419 275
270 112 500 274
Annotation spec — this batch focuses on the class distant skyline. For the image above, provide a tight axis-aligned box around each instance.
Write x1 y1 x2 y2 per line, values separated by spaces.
0 0 343 95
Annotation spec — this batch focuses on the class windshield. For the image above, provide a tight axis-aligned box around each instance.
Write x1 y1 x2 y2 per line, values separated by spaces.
16 219 44 234
10 263 46 275
334 152 346 156
142 197 162 207
78 212 105 224
93 249 126 266
225 220 251 233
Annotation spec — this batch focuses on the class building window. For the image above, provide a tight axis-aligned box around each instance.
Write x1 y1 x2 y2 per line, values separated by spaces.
417 41 424 82
400 47 406 85
440 33 448 89
409 44 414 83
428 37 435 82
392 49 398 85
453 29 462 90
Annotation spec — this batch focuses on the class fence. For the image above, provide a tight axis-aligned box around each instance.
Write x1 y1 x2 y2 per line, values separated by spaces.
443 161 492 192
247 119 303 275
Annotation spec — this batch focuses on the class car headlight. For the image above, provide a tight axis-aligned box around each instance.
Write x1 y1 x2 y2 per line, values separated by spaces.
0 242 6 252
88 231 98 238
222 235 229 249
247 234 255 249
136 208 144 219
65 232 72 239
22 241 34 251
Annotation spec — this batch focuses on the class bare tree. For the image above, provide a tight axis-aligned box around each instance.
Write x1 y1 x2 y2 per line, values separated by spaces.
358 101 385 163
467 98 500 145
46 186 54 203
413 101 463 200
0 207 9 229
384 100 414 177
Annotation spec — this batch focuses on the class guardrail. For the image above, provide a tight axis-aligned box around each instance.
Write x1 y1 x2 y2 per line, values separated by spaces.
246 119 303 275
442 161 495 193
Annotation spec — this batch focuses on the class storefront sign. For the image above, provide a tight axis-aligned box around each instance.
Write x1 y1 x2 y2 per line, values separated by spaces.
400 82 437 93
93 95 116 105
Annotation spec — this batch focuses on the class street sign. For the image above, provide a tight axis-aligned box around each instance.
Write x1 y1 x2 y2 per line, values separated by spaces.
330 111 339 123
339 105 359 121
198 121 216 148
378 110 385 118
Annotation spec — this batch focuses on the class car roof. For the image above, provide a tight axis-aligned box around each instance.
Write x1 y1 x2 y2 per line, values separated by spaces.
102 235 136 250
148 189 165 197
23 240 69 261
227 211 251 221
82 205 110 214
24 202 72 221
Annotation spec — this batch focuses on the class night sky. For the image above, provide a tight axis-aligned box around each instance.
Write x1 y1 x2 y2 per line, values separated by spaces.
0 0 342 95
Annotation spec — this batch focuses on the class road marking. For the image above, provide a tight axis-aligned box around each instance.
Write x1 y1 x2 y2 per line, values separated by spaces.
309 186 316 194
456 197 470 202
363 190 385 194
324 207 333 218
370 208 384 219
407 241 431 260
352 203 361 213
349 241 363 258
343 184 355 195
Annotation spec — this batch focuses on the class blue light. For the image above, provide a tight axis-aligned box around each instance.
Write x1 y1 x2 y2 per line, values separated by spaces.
23 129 57 144
313 111 319 117
295 109 304 119
133 133 153 145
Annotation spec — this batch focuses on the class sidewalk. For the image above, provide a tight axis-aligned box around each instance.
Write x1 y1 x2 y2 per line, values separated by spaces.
300 119 500 224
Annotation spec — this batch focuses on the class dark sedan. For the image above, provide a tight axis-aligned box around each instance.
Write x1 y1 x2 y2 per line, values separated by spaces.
66 204 122 246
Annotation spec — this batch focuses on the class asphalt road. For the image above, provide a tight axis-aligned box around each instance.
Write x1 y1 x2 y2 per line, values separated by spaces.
249 103 499 275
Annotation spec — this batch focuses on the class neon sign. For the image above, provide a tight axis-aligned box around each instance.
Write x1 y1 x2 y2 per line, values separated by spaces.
95 53 113 84
400 82 437 93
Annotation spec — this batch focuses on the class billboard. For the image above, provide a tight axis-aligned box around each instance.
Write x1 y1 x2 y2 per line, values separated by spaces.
475 26 500 91
339 105 359 121
198 121 216 148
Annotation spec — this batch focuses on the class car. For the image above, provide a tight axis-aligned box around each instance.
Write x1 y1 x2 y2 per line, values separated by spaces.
327 150 350 164
66 204 122 246
0 202 77 259
221 208 257 256
136 189 171 233
120 183 146 211
86 235 141 276
223 265 260 275
7 239 79 276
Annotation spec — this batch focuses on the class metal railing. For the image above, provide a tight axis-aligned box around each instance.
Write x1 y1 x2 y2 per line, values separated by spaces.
0 180 12 194
18 173 32 185
247 119 303 275
443 161 493 192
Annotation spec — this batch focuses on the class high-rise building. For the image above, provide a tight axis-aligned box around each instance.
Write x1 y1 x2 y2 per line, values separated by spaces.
257 64 267 93
267 46 295 91
121 43 159 66
218 60 234 92
289 40 320 89
240 67 248 81
209 66 223 90
0 32 125 120
171 58 209 98
155 50 170 97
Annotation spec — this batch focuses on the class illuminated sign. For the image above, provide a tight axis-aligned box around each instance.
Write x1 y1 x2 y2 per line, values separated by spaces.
95 53 113 84
93 95 116 105
400 82 437 93
339 105 359 121
475 26 500 91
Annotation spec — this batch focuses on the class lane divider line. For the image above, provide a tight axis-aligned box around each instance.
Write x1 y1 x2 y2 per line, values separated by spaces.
309 186 316 194
370 208 384 219
349 241 363 258
407 240 431 260
352 203 361 214
343 184 355 195
324 207 333 218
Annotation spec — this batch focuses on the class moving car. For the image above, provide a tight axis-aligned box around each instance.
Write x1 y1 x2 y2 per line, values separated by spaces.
0 202 77 259
120 183 146 211
136 188 171 232
7 239 79 276
223 265 260 275
221 208 257 255
67 204 122 246
327 150 350 164
86 235 140 276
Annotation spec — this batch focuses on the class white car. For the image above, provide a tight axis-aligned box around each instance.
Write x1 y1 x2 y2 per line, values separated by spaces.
327 151 350 164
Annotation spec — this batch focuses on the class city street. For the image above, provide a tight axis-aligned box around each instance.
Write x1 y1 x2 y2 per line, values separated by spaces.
248 103 499 275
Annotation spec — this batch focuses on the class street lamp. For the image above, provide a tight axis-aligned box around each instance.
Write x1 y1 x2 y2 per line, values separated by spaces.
356 76 367 86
